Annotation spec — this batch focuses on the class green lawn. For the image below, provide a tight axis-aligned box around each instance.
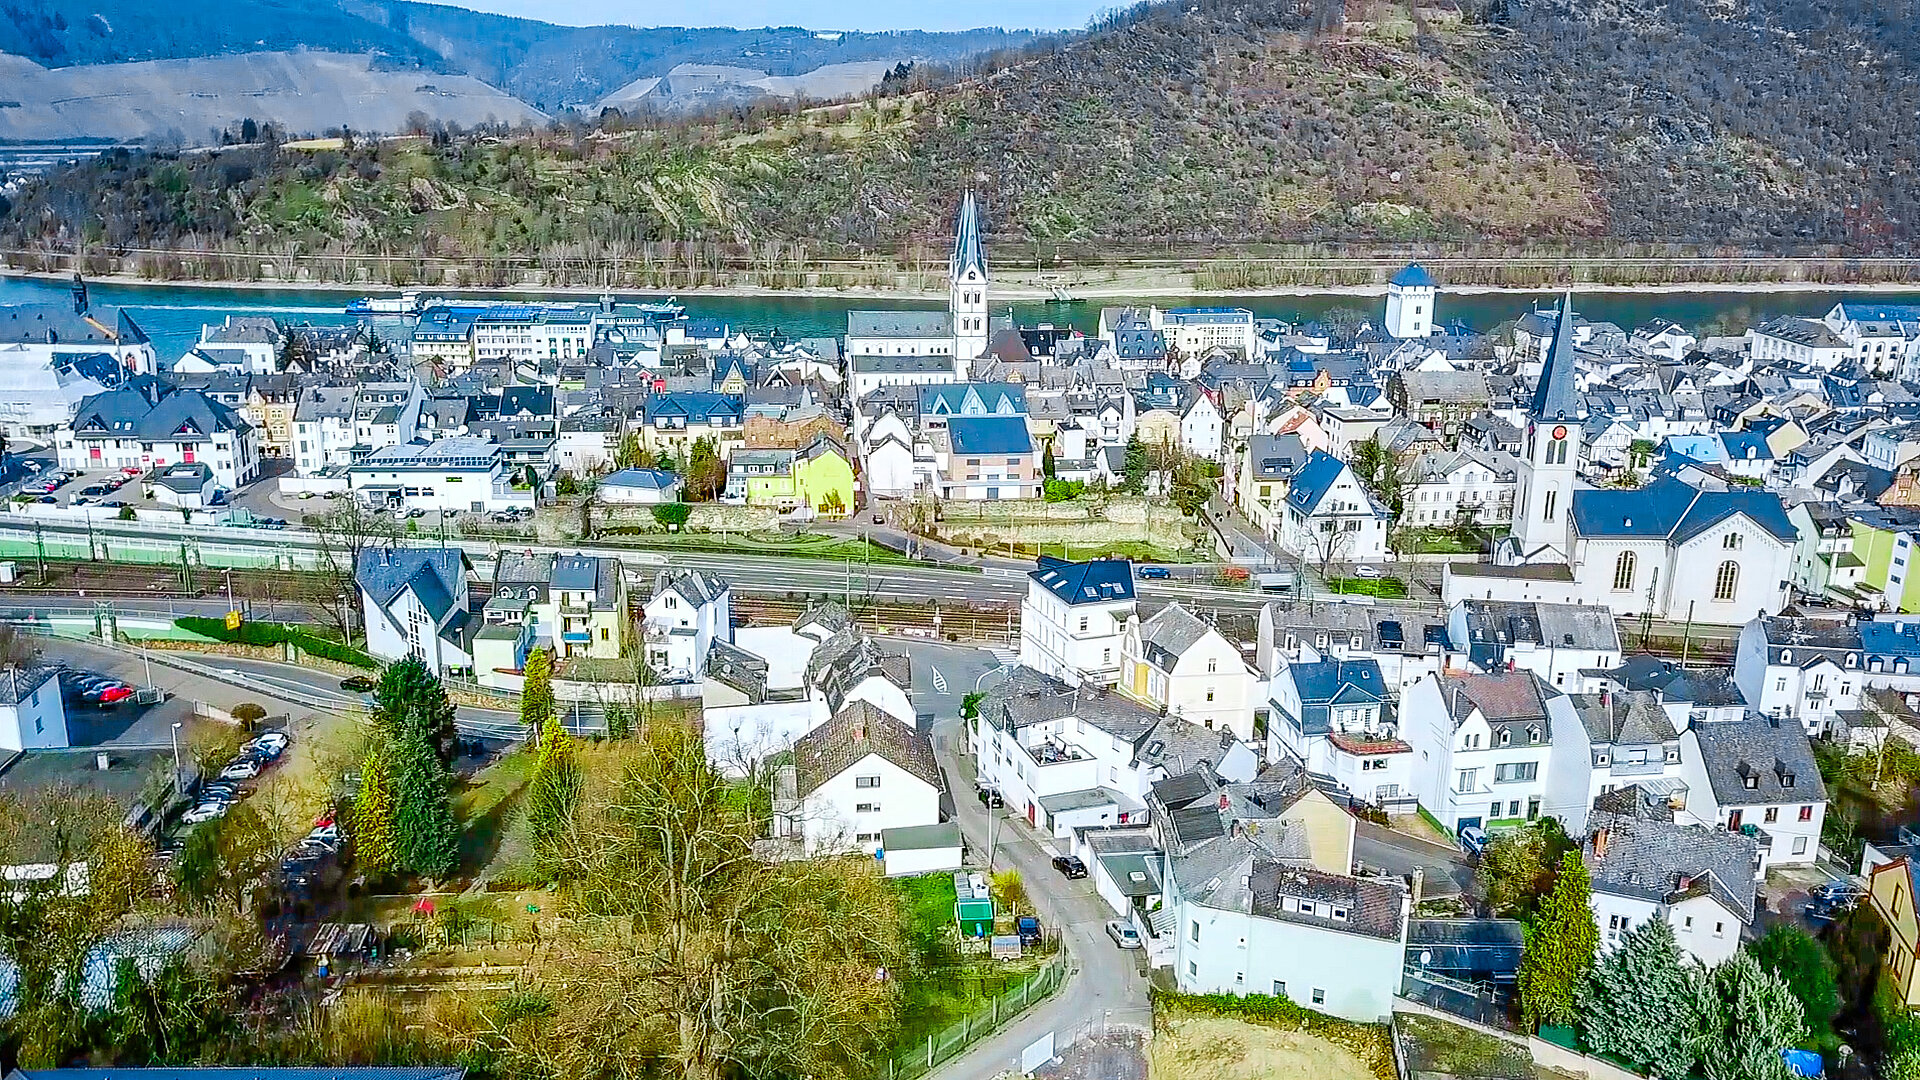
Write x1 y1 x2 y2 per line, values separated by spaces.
887 873 1047 1052
453 749 539 881
1327 576 1410 599
1400 528 1484 555
593 529 927 566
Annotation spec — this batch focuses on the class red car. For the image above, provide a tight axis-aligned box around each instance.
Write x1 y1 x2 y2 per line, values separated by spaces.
96 685 135 705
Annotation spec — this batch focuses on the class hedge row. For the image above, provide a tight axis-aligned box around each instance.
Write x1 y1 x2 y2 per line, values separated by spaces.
175 617 380 670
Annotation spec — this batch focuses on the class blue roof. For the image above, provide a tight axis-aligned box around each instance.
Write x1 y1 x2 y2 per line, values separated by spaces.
1282 450 1362 516
1028 556 1134 606
921 382 1026 416
1836 303 1920 322
1719 430 1774 461
947 415 1033 456
950 190 988 281
602 468 679 490
1569 476 1797 544
1389 263 1436 289
644 391 742 425
1860 619 1920 662
1289 659 1384 706
355 548 468 623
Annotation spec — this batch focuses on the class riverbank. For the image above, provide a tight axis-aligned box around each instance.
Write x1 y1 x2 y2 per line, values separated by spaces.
9 261 1920 304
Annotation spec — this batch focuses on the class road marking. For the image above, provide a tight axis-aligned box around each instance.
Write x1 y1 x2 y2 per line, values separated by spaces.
930 668 948 694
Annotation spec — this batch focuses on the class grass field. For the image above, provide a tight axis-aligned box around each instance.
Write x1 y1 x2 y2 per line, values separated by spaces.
594 529 926 567
454 749 538 881
1327 576 1410 599
1150 1016 1379 1080
1395 1014 1535 1080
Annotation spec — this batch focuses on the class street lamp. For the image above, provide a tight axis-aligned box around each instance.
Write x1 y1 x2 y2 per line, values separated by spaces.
223 569 235 616
169 721 182 781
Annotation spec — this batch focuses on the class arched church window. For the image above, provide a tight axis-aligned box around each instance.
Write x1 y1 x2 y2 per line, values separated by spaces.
1714 561 1739 601
1613 551 1636 592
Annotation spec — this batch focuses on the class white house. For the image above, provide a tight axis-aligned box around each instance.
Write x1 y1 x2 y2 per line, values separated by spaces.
642 569 731 683
1543 690 1687 834
0 666 68 752
781 701 944 856
347 437 527 514
1678 711 1826 871
1277 450 1391 565
1118 603 1260 741
1583 805 1758 968
1162 307 1259 360
1402 449 1518 529
1733 616 1863 737
59 385 260 490
354 547 475 676
0 291 157 377
1384 264 1437 340
1448 600 1622 694
972 667 1258 832
1267 657 1412 809
291 385 357 477
598 468 683 505
1179 392 1224 462
1404 671 1566 833
194 315 283 374
1019 557 1137 688
1750 317 1852 370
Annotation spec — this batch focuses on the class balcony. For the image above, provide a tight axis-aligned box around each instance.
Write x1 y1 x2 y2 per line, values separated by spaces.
1023 737 1089 766
1610 758 1669 778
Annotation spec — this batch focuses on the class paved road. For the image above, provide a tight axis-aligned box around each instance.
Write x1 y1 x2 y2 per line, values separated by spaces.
928 710 1153 1080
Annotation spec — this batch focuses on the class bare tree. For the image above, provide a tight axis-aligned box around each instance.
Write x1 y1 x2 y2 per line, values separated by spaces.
310 502 400 642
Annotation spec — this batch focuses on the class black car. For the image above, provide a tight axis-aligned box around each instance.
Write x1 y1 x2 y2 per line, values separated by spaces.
976 785 1004 808
340 675 377 693
1052 855 1088 879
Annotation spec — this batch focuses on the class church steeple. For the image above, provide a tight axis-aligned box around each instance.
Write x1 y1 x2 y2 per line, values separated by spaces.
1531 291 1582 421
949 189 989 371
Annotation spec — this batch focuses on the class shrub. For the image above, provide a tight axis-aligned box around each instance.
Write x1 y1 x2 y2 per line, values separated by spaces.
175 616 379 669
652 502 691 529
229 702 267 729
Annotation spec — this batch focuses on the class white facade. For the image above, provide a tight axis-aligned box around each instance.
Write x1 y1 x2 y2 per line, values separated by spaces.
1119 606 1259 741
643 572 732 683
1591 888 1743 968
1018 561 1137 688
361 584 473 676
1733 619 1862 738
347 437 525 514
1385 279 1436 340
1162 308 1258 359
0 670 68 752
1404 673 1563 832
1180 394 1224 462
798 751 942 856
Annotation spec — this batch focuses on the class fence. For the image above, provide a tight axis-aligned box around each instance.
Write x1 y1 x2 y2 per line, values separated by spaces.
1399 967 1522 1033
885 954 1070 1080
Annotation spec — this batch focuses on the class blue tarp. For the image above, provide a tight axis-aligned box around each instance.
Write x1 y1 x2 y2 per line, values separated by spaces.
1783 1048 1824 1078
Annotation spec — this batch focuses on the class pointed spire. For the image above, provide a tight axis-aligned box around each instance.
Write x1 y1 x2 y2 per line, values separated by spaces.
950 189 987 282
1530 291 1582 421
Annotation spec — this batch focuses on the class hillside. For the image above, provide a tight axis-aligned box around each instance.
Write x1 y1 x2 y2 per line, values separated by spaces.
0 0 1035 110
2 0 1915 268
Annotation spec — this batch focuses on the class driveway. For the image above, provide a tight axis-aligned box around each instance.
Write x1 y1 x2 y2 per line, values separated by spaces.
927 715 1152 1080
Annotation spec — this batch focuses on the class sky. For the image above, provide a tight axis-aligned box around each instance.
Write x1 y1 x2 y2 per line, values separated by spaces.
449 0 1113 33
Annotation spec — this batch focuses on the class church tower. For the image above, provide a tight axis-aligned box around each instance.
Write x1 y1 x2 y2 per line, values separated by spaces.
1511 293 1583 562
1384 263 1436 339
950 190 989 375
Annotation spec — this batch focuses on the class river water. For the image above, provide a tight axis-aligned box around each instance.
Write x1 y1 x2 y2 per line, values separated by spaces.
4 273 1918 363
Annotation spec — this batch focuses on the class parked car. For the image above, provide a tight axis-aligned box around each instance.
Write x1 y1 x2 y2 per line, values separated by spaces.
1106 920 1142 949
1134 565 1170 580
976 785 1004 808
219 759 263 781
1353 565 1382 579
1811 880 1867 904
96 685 135 705
1051 855 1088 879
1016 916 1043 947
339 675 376 693
181 802 229 825
247 731 290 756
1458 824 1490 858
1806 899 1848 926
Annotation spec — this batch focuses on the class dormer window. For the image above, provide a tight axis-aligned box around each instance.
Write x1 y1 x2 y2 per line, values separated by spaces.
1780 649 1793 664
1529 727 1541 745
1499 729 1511 747
1847 654 1858 668
1596 752 1610 766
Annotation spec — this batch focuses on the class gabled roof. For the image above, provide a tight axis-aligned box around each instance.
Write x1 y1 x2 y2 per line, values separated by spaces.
355 547 470 625
1137 603 1216 670
1569 476 1796 544
1248 861 1406 942
1688 712 1826 807
1029 556 1134 607
1438 671 1554 727
793 701 941 798
1569 691 1677 746
1584 811 1757 922
653 568 727 608
1389 263 1436 289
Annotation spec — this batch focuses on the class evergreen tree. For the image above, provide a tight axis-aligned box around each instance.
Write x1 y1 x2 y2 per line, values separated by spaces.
351 746 398 876
1121 436 1148 494
392 725 458 879
527 711 581 876
521 647 556 743
1042 440 1057 479
1695 951 1806 1080
1748 924 1840 1045
603 701 634 740
1518 850 1599 1030
1577 917 1703 1080
373 657 458 764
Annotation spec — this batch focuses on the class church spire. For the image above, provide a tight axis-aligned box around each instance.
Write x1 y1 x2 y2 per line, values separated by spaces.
950 189 987 282
1530 291 1582 421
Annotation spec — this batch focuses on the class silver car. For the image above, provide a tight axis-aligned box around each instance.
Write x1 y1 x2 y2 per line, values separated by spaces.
1106 920 1142 949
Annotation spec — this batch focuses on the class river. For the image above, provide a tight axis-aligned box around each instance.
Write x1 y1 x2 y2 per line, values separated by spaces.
4 274 1918 363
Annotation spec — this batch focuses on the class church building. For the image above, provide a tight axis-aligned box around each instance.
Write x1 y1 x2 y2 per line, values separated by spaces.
844 191 993 395
1450 295 1798 623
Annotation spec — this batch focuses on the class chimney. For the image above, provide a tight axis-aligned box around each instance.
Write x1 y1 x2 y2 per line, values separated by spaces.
95 752 111 771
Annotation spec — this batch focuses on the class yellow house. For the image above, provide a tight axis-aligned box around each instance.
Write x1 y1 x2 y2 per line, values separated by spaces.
1870 856 1920 1005
794 434 855 517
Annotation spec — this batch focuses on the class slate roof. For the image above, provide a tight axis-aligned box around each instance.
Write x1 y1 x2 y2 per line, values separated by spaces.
946 415 1033 456
1389 263 1436 289
793 599 853 639
1439 671 1554 728
551 555 618 602
1399 370 1491 405
355 548 469 624
805 629 913 714
601 467 679 492
950 189 988 281
0 665 59 706
1029 556 1134 607
642 391 742 426
1283 450 1357 517
1136 603 1215 671
1584 811 1757 921
652 568 726 608
1245 433 1308 482
1457 601 1618 670
705 640 769 703
920 382 1026 416
1569 691 1677 746
0 303 143 347
793 701 941 798
1861 618 1920 663
1569 476 1796 544
70 386 250 443
979 666 1160 743
1752 616 1862 667
1248 861 1406 941
1283 659 1385 737
1689 712 1826 807
846 310 953 339
1531 293 1583 421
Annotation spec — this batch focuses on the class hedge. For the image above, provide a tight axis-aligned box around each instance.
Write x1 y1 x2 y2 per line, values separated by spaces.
175 617 379 670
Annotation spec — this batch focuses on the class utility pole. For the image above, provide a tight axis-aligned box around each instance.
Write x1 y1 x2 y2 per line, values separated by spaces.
1680 600 1696 666
33 522 45 584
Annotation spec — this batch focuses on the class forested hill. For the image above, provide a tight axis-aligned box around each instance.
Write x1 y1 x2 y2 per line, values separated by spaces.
0 0 1034 109
3 0 1916 264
